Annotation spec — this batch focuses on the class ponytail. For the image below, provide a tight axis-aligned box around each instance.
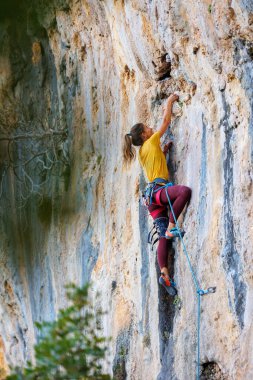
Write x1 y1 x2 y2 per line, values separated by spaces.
123 123 145 164
123 134 135 164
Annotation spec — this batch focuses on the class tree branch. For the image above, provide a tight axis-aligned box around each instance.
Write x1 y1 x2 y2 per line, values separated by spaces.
0 131 68 141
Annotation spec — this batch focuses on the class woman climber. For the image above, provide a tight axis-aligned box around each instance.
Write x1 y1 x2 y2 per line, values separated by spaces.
123 94 191 296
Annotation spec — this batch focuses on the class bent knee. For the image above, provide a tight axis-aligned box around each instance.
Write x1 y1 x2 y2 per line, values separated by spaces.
183 186 192 200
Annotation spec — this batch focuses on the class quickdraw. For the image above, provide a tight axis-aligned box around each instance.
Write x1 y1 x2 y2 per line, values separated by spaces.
148 217 169 250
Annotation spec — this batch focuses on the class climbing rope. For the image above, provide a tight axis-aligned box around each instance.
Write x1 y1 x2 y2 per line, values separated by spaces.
153 184 216 380
165 186 216 380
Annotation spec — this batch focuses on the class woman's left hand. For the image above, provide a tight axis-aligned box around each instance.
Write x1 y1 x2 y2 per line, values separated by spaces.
163 140 173 155
167 93 179 105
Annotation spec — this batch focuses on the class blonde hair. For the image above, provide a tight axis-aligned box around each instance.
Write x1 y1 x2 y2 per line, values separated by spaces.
123 123 145 164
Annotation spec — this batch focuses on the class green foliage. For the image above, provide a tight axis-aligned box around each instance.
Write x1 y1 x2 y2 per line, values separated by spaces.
7 284 111 380
208 4 212 13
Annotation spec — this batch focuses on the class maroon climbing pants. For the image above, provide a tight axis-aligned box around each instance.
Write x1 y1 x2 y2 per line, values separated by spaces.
148 185 191 269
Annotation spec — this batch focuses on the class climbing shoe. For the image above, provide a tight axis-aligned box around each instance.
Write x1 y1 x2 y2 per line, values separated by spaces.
165 227 185 239
159 274 177 297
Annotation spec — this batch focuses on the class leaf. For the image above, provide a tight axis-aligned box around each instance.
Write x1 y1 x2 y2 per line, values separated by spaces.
6 283 111 380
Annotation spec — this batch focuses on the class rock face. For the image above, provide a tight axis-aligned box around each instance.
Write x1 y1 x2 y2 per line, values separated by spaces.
0 0 252 379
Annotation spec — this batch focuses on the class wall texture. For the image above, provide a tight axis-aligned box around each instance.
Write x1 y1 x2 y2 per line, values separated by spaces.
0 0 252 379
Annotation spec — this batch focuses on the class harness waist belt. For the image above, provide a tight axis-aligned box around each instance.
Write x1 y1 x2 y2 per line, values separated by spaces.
142 178 173 207
150 177 169 185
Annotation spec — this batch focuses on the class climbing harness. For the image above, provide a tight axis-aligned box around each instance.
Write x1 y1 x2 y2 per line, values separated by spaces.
142 177 173 206
145 178 216 379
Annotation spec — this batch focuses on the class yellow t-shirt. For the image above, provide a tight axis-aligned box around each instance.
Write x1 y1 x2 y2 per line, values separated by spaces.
139 131 169 182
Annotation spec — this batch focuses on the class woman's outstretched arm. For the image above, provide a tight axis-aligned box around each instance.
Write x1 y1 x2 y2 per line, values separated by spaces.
158 94 179 137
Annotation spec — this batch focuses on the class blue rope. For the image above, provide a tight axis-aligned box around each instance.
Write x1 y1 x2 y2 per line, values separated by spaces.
197 293 201 380
146 179 216 378
165 187 200 291
162 186 214 380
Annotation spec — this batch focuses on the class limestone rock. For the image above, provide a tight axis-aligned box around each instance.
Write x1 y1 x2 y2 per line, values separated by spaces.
0 0 252 379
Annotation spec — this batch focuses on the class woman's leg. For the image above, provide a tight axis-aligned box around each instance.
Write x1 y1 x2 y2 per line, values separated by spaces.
148 201 177 294
157 237 170 275
148 204 170 275
159 185 191 228
157 237 177 295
